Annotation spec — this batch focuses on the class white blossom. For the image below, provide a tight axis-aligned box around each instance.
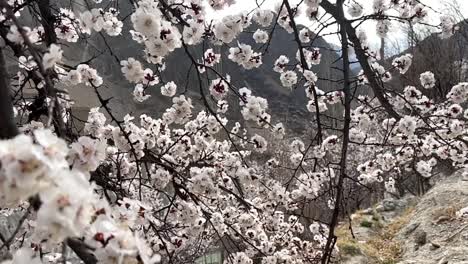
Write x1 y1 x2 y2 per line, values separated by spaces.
43 44 63 69
420 71 436 89
253 29 269 43
161 81 177 97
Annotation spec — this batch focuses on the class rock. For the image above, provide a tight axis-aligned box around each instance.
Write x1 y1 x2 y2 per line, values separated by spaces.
461 231 468 241
399 260 429 264
430 242 441 250
400 195 418 208
0 212 23 239
414 230 427 246
361 208 373 215
0 212 23 262
340 172 468 264
382 199 398 211
435 215 451 224
437 258 448 264
0 250 12 262
342 255 368 264
375 204 384 212
462 172 468 181
403 222 420 236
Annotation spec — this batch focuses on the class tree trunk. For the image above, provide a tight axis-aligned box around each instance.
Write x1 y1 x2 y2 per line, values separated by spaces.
0 47 19 139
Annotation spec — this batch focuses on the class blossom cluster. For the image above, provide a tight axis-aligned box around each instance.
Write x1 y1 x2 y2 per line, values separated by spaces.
0 130 159 263
0 0 464 263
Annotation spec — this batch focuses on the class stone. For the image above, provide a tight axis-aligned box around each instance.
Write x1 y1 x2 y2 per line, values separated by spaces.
0 212 23 240
462 173 468 181
0 250 12 262
400 195 418 207
382 199 398 211
435 215 451 224
414 230 427 246
375 204 384 212
403 222 420 237
430 242 441 250
342 255 368 264
437 258 448 264
339 172 468 264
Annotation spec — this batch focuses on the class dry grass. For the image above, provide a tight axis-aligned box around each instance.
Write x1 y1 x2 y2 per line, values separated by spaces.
336 207 415 264
380 207 415 240
336 212 365 258
336 225 362 258
431 204 463 222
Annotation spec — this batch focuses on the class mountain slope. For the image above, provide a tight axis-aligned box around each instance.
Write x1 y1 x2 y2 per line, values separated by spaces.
336 171 468 264
71 22 344 134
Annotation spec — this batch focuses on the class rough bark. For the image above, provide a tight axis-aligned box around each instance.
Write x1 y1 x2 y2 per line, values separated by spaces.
0 47 19 139
37 0 57 45
66 239 98 264
321 1 352 262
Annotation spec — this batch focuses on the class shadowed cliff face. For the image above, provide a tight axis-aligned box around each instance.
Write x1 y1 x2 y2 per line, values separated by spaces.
71 16 344 135
385 20 468 100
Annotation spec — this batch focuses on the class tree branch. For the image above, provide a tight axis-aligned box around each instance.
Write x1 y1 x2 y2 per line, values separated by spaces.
320 0 401 120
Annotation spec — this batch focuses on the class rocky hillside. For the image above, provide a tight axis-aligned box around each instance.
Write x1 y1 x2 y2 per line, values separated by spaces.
336 171 468 264
386 20 468 99
68 13 345 134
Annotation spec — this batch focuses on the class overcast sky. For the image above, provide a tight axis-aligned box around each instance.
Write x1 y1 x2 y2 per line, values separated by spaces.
207 0 468 54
